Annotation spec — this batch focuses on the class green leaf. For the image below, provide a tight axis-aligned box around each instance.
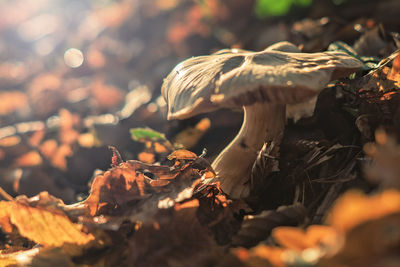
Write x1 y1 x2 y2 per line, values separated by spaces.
130 128 167 142
254 0 312 17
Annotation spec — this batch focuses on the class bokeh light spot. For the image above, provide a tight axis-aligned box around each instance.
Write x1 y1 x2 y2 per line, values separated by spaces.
64 48 84 68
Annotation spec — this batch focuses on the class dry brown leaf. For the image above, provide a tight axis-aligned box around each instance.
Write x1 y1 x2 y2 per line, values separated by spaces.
0 193 94 247
167 149 198 161
84 162 154 216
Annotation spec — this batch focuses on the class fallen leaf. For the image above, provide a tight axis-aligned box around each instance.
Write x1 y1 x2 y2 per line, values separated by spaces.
167 149 198 161
272 225 339 251
84 161 155 216
0 193 94 247
327 190 400 232
320 212 400 267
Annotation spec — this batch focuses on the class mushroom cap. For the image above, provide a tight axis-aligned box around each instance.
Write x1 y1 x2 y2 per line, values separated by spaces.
162 42 362 120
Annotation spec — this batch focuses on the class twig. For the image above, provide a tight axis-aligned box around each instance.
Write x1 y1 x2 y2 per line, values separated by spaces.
0 186 14 201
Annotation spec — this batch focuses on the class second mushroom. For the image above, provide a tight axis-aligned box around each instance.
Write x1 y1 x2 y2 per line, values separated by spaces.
162 42 362 199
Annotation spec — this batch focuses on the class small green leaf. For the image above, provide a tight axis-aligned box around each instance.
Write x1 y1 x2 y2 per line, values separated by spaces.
254 0 312 18
130 128 167 142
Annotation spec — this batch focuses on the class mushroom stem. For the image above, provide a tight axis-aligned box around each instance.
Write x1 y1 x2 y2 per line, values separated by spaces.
211 102 285 198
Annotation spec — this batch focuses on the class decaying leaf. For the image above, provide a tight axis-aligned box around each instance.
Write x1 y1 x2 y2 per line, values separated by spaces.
84 160 169 216
83 149 216 223
167 149 198 161
0 192 94 247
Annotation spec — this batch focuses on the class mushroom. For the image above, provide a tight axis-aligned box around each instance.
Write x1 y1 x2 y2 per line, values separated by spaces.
162 41 362 199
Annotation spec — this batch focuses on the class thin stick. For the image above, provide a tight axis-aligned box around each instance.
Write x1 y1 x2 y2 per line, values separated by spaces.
0 186 14 201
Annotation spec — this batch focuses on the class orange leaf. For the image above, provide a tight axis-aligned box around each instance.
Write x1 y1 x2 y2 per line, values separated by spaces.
138 152 155 164
327 190 400 232
272 227 313 251
167 149 198 161
0 197 94 247
0 136 20 147
305 225 339 248
14 151 42 167
234 245 285 267
388 52 400 81
253 245 285 267
84 162 153 216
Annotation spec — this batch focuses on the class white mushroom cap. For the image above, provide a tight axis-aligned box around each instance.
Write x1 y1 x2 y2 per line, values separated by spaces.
162 43 362 120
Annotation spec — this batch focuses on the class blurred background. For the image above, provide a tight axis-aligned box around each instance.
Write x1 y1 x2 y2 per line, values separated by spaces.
0 0 399 203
